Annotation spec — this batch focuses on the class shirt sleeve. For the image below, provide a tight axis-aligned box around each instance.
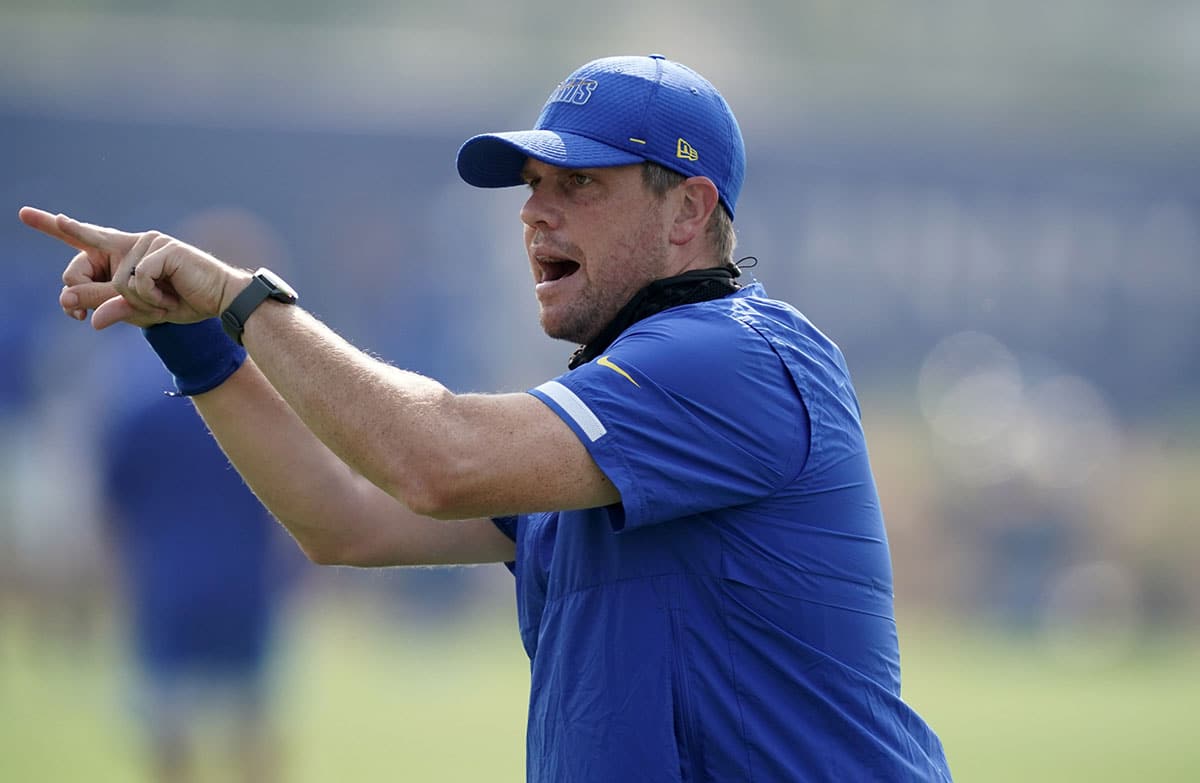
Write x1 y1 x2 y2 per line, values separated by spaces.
490 516 519 573
528 308 810 531
492 515 518 541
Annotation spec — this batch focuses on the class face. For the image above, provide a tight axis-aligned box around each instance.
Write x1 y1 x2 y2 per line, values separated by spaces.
520 160 675 344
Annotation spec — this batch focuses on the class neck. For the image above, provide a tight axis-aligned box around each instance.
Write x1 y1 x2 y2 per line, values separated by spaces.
567 267 741 369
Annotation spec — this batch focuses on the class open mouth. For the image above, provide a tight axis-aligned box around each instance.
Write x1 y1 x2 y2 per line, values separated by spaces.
538 257 581 282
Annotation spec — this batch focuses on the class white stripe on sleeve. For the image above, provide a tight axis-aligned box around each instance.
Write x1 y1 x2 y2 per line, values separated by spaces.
534 381 607 442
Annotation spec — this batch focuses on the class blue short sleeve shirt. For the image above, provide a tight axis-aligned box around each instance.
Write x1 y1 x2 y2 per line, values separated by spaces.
497 283 952 782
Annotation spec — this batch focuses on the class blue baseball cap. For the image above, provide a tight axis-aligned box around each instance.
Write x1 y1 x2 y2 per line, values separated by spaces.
456 54 745 218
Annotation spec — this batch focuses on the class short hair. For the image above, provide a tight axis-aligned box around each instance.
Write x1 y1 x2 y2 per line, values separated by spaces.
641 162 736 267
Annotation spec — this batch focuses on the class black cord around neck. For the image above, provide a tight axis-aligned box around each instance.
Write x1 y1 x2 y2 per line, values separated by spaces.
567 267 741 369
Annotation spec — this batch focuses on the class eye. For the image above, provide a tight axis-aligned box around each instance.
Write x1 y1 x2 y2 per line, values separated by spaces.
523 176 541 191
569 172 593 187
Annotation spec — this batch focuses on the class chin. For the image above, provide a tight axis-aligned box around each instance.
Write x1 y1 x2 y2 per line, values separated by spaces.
539 311 595 345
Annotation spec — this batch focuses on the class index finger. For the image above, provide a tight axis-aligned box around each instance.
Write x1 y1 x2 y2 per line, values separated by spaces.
18 206 134 254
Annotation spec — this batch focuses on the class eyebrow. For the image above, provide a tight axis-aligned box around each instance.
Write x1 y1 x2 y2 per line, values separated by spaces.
519 163 542 183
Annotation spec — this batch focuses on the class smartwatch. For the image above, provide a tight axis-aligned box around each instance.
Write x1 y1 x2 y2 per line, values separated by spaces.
220 268 299 345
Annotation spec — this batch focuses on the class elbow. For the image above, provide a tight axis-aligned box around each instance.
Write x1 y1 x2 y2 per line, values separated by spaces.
292 527 375 567
301 539 391 568
403 482 466 521
397 455 478 521
302 544 344 567
297 538 351 567
299 533 420 569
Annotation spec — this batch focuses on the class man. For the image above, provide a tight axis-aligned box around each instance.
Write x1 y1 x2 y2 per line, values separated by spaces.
22 54 952 781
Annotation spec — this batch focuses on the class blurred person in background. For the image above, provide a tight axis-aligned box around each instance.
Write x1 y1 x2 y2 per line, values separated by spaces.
97 208 301 783
21 54 952 782
101 369 293 783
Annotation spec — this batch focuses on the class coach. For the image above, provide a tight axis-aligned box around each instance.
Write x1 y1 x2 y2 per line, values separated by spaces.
22 54 951 782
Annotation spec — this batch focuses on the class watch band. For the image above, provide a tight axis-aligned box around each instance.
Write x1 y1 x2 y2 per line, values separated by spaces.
220 268 298 344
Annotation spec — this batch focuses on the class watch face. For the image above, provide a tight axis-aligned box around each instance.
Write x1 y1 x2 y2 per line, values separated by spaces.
256 268 298 303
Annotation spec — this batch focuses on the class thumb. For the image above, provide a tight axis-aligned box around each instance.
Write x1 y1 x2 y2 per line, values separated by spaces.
92 294 164 330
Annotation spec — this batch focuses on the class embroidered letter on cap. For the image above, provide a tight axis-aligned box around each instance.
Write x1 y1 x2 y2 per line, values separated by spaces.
676 138 699 161
549 79 598 106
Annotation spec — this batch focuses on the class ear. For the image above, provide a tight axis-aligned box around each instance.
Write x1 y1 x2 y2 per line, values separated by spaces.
668 176 720 247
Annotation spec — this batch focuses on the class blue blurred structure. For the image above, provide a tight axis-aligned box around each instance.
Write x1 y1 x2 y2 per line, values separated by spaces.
2 111 1196 417
100 355 296 783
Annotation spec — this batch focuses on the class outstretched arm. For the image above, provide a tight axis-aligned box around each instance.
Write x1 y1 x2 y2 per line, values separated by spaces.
20 207 616 565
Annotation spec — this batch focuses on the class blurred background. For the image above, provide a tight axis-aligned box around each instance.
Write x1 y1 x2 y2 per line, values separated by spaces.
2 1 1198 781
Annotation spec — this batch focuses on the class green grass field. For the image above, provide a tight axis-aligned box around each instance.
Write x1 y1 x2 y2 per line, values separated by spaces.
2 593 1197 782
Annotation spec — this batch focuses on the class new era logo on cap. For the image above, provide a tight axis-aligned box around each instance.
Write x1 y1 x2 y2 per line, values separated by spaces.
456 54 746 218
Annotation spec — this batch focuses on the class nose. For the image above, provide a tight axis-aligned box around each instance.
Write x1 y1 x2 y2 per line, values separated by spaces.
520 185 561 231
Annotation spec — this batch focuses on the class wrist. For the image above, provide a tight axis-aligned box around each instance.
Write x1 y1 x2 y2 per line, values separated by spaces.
219 268 300 345
143 319 247 397
217 269 256 315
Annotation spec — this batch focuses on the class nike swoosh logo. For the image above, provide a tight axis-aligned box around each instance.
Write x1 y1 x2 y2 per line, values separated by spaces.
597 355 640 387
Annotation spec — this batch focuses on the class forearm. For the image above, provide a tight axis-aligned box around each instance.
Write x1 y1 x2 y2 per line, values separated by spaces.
191 357 513 566
190 358 392 563
236 299 473 516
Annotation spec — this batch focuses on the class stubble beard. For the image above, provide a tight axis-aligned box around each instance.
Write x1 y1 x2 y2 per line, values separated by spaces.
540 231 671 346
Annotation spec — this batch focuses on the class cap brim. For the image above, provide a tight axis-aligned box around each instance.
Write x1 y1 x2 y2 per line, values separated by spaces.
456 130 645 188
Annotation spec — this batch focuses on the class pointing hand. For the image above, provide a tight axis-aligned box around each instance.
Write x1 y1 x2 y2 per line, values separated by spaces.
19 207 250 329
